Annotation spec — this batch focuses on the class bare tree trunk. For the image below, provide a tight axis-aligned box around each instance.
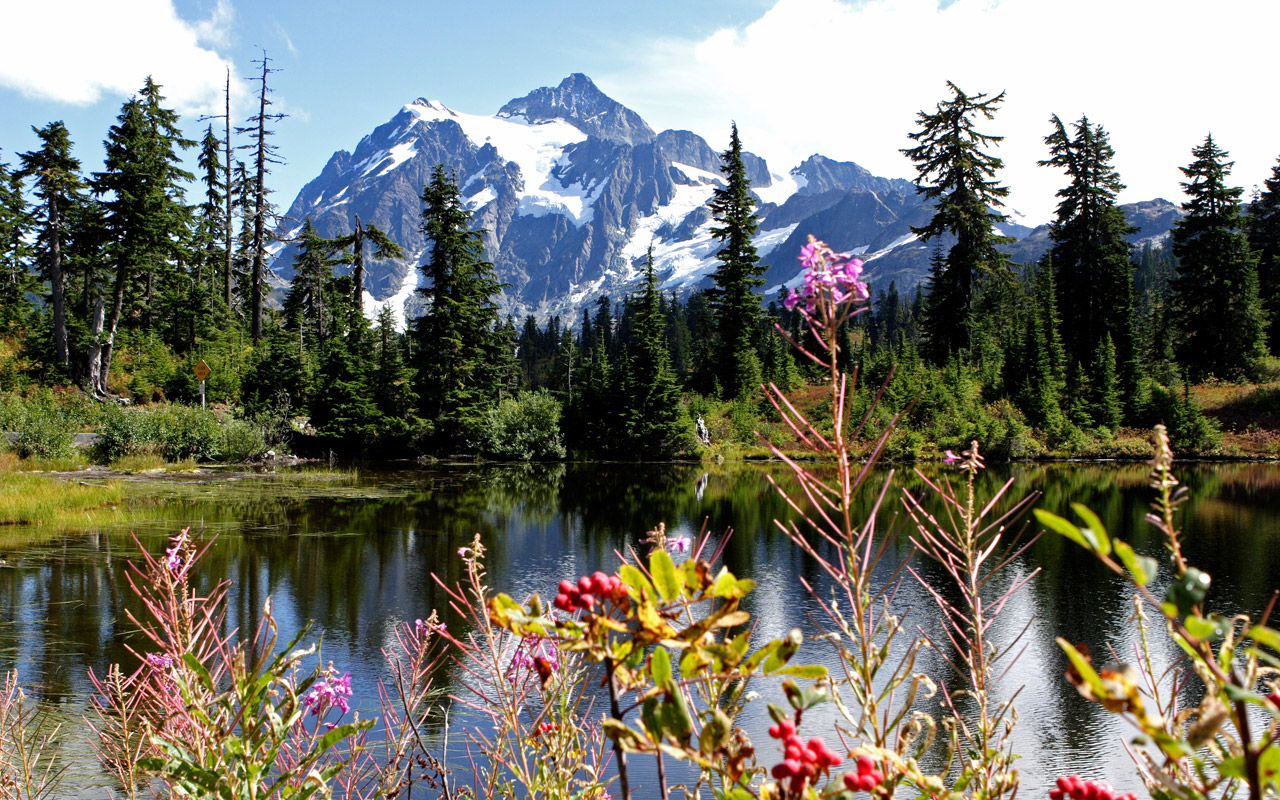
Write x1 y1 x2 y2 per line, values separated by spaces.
86 298 105 397
351 215 365 311
48 195 69 374
250 64 268 343
98 261 128 397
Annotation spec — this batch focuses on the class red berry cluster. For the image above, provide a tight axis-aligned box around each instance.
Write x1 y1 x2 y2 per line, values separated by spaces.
842 756 885 793
554 571 627 613
767 720 843 793
1050 775 1136 800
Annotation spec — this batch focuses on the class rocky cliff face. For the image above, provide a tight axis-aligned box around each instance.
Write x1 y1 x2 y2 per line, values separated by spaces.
273 74 1181 327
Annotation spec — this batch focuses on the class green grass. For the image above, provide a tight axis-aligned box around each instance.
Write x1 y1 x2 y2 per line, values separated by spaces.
0 472 129 527
108 454 200 474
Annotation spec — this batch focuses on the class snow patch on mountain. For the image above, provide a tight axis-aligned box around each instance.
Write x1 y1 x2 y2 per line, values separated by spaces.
656 223 800 291
755 171 807 208
375 142 418 177
404 99 604 226
620 174 718 263
362 255 422 332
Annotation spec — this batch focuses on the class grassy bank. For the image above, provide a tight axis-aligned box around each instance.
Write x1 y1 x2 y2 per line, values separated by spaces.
0 470 128 527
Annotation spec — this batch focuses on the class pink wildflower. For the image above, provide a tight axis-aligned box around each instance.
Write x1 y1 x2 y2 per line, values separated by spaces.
163 530 190 575
304 671 353 716
665 535 692 555
145 652 174 670
943 450 961 465
788 236 868 314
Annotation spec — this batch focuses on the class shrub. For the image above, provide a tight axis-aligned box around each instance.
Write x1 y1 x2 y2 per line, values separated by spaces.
96 405 222 463
13 398 75 459
1133 381 1221 452
219 417 269 462
482 390 566 460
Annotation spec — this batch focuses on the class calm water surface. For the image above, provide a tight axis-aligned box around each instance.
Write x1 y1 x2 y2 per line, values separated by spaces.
2 461 1278 796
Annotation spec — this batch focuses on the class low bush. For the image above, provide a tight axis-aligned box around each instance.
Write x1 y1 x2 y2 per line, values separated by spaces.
96 404 222 463
482 390 566 460
12 397 75 459
219 417 269 462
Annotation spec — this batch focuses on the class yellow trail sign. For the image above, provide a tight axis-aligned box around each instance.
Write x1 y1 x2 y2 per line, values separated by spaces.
193 359 211 382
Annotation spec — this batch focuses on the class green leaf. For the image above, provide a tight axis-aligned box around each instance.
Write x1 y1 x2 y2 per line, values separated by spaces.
1034 509 1093 552
1248 624 1280 653
620 564 656 601
1070 503 1111 556
1057 638 1108 698
651 647 672 686
699 708 732 756
651 549 680 602
1222 683 1261 704
1184 614 1227 641
1259 742 1280 788
774 664 828 679
1112 540 1156 586
711 568 754 599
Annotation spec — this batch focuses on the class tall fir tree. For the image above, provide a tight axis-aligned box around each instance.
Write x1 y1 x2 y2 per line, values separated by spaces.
413 165 505 451
329 215 403 328
195 124 227 313
92 80 194 394
1246 157 1280 354
1088 333 1122 431
17 121 86 377
621 249 687 457
0 152 34 333
1040 114 1136 393
707 123 765 399
1169 135 1267 380
371 305 421 439
282 219 343 351
902 82 1014 362
236 53 285 343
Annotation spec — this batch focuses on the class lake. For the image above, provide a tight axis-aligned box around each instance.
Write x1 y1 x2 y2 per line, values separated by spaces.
2 460 1278 797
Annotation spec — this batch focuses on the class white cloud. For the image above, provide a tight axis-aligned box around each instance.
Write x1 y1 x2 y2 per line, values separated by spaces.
0 0 242 115
607 0 1280 223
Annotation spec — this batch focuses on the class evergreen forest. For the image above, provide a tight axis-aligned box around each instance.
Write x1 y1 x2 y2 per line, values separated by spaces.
4 73 1280 463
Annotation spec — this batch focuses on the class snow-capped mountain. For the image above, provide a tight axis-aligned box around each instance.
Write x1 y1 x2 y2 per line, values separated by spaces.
273 74 1172 327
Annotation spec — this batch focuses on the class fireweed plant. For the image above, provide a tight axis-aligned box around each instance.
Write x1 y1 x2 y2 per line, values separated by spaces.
76 527 448 799
765 236 1041 800
1036 425 1280 800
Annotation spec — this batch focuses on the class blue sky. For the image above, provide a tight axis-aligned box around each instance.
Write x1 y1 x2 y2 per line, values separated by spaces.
3 0 1279 224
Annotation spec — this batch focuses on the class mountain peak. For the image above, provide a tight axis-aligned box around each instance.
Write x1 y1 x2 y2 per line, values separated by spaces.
498 73 655 146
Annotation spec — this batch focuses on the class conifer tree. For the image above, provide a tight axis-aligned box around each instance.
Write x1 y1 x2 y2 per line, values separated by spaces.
89 80 194 394
621 250 687 457
241 321 307 417
0 153 33 332
329 215 403 327
413 165 504 451
707 123 765 398
372 305 420 435
282 220 343 350
1088 332 1122 431
237 53 286 343
1246 157 1280 354
195 125 227 310
1040 114 1136 386
17 121 86 377
902 83 1013 362
1169 135 1267 379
